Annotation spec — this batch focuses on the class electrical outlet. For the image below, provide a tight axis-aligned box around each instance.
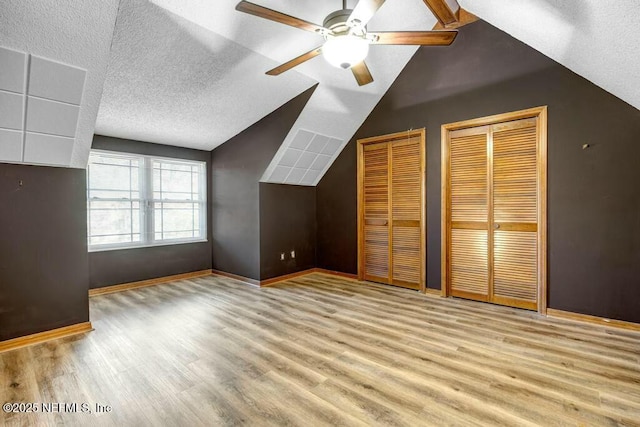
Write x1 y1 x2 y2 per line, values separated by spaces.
290 250 296 259
280 253 285 261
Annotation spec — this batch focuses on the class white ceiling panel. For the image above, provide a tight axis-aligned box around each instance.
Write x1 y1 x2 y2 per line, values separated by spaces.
0 92 24 130
26 97 80 138
321 138 343 156
269 165 292 183
279 149 303 167
310 154 332 171
0 47 27 93
286 167 307 184
29 56 87 105
23 133 75 166
300 169 321 186
0 129 23 162
307 135 330 154
290 130 315 149
294 151 318 169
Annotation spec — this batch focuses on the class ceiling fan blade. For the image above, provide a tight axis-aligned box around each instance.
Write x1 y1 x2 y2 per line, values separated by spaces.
369 31 457 45
422 0 459 26
236 1 325 33
348 0 386 27
351 61 374 86
266 47 323 76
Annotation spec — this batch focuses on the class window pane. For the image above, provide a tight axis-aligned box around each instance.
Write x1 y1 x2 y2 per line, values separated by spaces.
88 200 141 245
153 160 203 201
87 152 143 249
88 153 140 200
192 167 200 197
154 202 201 240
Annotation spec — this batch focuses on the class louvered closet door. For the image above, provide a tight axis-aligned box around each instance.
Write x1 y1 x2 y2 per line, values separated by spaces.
390 137 422 289
359 130 425 291
363 143 390 283
491 118 538 310
448 126 490 300
445 112 543 311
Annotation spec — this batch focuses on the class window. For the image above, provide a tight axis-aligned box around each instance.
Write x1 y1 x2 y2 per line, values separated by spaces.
87 150 207 251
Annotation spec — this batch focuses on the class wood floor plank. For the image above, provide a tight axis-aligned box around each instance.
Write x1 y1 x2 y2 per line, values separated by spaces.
1 273 639 426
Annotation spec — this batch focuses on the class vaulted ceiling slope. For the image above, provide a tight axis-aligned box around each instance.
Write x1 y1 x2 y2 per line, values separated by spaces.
2 0 639 173
459 0 640 111
0 0 120 168
96 0 437 184
96 0 640 186
94 0 316 151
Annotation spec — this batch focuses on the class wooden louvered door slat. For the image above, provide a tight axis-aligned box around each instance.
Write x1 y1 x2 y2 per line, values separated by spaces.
444 108 546 312
491 118 538 310
363 143 390 283
448 127 489 299
391 137 422 289
358 130 425 291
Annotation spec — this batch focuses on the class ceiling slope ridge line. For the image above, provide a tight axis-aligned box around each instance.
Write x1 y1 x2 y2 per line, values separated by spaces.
78 0 124 169
213 84 320 156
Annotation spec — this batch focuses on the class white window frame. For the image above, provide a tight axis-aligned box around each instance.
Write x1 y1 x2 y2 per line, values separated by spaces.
87 149 207 252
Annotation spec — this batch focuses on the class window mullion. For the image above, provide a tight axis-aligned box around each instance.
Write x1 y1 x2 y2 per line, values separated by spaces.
87 162 92 246
200 164 207 239
129 159 134 244
144 157 154 245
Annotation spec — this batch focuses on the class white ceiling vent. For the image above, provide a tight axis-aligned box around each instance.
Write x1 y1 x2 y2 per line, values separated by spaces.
262 128 343 186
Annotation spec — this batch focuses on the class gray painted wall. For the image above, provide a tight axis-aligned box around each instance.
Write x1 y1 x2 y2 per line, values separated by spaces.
211 87 316 280
0 163 89 341
317 21 640 323
260 182 316 280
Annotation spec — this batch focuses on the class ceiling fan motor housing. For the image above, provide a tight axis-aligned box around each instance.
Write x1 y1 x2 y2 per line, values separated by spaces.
323 9 369 69
323 9 355 35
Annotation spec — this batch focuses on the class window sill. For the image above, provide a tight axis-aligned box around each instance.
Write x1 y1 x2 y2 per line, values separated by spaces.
88 239 209 253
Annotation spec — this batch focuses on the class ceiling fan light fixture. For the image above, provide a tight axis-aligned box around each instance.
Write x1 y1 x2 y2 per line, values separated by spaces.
322 35 369 69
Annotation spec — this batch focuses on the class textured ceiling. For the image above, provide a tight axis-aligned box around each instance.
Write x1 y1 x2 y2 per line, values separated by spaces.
139 0 436 185
95 0 640 186
94 0 316 151
3 0 639 175
0 0 119 168
459 0 640 110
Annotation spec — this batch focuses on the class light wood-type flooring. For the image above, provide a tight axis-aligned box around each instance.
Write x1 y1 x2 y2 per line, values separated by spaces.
1 273 640 426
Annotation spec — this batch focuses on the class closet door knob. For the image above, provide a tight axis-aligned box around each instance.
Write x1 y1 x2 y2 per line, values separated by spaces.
494 223 500 229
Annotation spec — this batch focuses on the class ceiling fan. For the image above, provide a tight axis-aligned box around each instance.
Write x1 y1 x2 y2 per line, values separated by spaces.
236 0 458 86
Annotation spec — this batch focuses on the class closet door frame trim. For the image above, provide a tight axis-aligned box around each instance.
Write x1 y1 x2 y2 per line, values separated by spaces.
440 106 548 313
357 128 427 292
